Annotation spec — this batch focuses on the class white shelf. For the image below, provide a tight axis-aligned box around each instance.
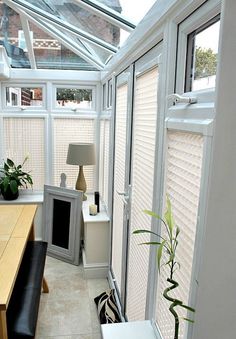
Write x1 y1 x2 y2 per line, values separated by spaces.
82 194 110 223
0 193 44 204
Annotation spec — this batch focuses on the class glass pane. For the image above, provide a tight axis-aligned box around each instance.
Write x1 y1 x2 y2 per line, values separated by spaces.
186 18 220 91
53 118 95 190
126 67 158 321
29 22 97 70
0 3 30 68
3 118 45 191
56 88 93 109
156 131 203 339
97 0 156 25
26 0 121 47
6 87 43 106
52 199 71 249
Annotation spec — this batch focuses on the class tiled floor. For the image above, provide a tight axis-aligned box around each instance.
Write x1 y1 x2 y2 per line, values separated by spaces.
36 256 109 339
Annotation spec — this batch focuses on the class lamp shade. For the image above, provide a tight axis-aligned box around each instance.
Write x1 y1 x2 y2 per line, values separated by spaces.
66 143 95 166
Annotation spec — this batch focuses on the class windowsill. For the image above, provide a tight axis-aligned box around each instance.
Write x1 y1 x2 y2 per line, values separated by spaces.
0 193 44 204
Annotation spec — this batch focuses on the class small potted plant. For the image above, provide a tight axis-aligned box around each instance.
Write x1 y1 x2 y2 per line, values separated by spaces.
133 196 195 339
0 156 33 200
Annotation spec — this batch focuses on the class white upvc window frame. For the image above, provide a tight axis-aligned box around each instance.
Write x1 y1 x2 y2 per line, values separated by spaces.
175 0 221 102
2 83 46 111
52 84 96 114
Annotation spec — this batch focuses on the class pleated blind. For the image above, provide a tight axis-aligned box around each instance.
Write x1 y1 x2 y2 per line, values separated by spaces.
103 119 110 207
99 119 110 208
126 66 158 320
112 83 128 292
3 117 45 190
99 120 105 195
156 131 203 339
53 118 95 189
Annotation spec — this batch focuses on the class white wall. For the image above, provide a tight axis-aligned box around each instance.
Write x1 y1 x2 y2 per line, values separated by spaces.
192 1 236 338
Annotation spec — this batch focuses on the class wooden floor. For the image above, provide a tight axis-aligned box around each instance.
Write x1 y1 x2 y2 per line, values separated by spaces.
36 256 108 338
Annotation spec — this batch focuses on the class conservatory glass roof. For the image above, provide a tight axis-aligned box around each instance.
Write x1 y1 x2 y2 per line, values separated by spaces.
0 0 156 70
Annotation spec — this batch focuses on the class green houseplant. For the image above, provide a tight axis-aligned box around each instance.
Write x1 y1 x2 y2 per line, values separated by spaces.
133 196 195 339
0 156 33 200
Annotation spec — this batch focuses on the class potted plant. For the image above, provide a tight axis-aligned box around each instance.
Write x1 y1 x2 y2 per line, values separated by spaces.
0 156 33 200
133 196 195 339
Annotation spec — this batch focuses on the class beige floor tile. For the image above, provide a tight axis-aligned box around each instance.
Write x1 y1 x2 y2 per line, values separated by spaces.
36 256 107 338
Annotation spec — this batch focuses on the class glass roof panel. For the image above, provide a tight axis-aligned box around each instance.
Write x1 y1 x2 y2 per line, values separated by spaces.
44 21 112 64
0 2 30 68
29 21 98 70
114 0 156 25
19 0 122 47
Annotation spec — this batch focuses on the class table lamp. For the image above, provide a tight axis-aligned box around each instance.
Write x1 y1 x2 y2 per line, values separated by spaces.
66 143 95 200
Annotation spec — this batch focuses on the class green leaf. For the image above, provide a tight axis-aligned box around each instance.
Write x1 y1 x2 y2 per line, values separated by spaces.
179 304 195 312
176 226 180 238
139 241 162 246
10 180 18 194
164 253 175 266
164 196 174 235
6 158 14 167
157 240 166 272
133 229 160 237
182 317 194 323
143 210 162 220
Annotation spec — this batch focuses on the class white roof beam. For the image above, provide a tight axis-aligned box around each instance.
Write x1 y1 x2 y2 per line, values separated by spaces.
20 15 36 69
4 0 104 69
73 0 135 32
9 0 118 53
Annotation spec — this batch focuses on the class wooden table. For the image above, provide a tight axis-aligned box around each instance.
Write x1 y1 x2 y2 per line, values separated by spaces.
0 204 38 339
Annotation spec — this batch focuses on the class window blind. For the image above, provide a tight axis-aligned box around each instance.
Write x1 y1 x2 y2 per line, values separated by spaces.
3 117 45 190
112 83 128 292
53 118 95 189
99 119 110 208
126 66 158 320
156 131 203 339
99 120 105 197
103 119 110 207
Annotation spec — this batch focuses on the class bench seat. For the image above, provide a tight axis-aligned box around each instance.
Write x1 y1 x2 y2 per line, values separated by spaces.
7 241 48 338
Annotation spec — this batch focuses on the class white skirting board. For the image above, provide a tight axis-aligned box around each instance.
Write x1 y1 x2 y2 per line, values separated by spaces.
101 320 159 339
82 249 108 279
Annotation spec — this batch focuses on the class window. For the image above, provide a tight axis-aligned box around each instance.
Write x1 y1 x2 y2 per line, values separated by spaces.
185 16 220 92
156 131 204 339
53 118 96 190
3 117 45 191
107 79 113 108
5 86 43 107
55 87 94 110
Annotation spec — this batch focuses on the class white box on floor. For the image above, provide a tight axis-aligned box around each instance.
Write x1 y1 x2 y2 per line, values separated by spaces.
101 320 158 339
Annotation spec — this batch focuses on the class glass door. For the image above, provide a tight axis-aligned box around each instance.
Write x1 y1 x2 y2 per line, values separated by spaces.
111 67 133 309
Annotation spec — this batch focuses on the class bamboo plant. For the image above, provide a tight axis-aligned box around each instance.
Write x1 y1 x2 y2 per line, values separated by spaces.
133 196 195 339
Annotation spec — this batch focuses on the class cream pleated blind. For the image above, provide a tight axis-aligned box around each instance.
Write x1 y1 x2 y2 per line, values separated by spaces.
103 119 110 207
99 119 110 208
3 117 45 190
126 66 158 320
53 118 95 189
112 83 128 292
99 120 105 195
156 131 203 339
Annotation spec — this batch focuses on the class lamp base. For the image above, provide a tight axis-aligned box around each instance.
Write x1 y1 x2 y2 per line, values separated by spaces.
75 165 87 201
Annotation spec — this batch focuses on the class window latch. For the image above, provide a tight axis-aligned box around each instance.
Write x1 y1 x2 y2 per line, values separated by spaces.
167 93 197 105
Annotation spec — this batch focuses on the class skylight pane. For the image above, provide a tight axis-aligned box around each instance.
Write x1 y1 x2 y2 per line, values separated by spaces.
29 22 97 70
0 3 30 68
97 0 156 25
24 0 122 47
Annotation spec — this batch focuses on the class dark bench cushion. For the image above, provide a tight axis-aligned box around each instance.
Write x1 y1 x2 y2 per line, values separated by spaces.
7 241 47 338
